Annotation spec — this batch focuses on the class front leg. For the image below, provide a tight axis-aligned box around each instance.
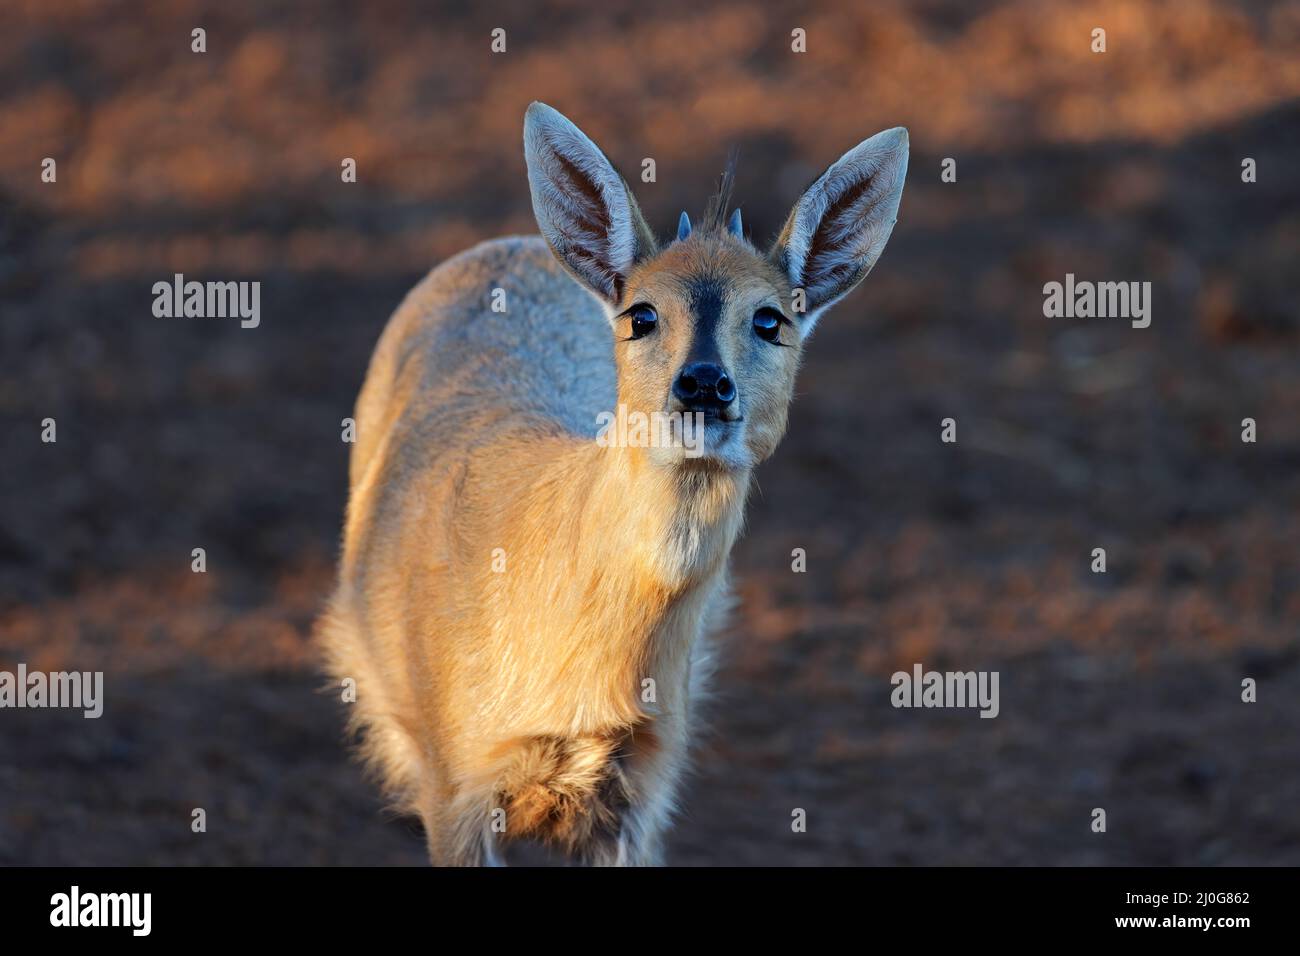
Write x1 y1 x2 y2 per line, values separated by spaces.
421 786 501 866
587 714 691 866
584 799 670 866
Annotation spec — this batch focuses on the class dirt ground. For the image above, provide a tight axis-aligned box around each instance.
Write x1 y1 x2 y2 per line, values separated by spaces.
2 0 1299 865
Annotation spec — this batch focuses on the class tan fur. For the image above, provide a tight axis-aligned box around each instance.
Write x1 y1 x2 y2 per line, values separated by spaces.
318 105 906 865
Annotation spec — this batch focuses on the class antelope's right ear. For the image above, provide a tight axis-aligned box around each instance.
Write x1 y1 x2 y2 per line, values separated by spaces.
524 102 656 307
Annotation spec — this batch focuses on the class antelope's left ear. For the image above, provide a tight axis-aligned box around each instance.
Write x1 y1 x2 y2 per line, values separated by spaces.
770 127 908 329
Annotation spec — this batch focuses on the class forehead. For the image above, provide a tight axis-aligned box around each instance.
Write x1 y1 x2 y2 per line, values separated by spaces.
627 236 788 312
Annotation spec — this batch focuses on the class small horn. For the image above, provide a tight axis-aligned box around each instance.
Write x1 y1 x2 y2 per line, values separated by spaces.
677 211 692 241
727 207 743 238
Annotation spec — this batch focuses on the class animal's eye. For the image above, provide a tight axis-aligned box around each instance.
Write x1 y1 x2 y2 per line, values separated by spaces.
752 308 784 343
628 304 658 339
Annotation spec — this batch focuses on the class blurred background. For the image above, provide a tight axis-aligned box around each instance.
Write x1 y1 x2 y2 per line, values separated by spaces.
2 0 1299 865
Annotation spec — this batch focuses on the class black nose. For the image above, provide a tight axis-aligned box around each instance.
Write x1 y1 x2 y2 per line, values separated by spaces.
673 362 736 409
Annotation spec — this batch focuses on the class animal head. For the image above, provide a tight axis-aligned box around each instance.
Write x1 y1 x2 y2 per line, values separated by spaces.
523 102 908 471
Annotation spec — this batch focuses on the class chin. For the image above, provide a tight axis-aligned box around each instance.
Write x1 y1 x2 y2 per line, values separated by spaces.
675 424 753 472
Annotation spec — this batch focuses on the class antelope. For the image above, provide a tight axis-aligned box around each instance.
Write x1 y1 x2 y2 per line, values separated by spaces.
319 103 908 865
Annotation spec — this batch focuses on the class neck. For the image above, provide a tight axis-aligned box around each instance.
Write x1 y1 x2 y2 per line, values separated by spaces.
581 444 751 595
578 443 749 726
471 436 751 734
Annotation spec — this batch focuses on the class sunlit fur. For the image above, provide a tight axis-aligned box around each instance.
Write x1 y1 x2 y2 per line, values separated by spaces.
318 103 906 865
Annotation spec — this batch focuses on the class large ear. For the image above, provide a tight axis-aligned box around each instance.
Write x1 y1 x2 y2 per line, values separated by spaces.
523 102 656 307
770 127 908 328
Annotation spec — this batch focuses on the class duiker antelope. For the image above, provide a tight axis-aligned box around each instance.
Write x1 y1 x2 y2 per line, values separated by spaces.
320 103 908 865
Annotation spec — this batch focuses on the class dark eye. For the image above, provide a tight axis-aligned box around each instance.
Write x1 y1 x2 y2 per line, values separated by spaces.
628 304 658 339
752 308 784 343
